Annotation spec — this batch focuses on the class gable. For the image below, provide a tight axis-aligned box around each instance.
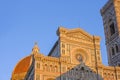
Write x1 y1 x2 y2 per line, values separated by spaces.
66 28 93 41
57 27 93 42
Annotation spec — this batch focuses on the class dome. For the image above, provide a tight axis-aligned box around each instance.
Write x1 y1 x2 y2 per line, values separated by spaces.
12 55 32 75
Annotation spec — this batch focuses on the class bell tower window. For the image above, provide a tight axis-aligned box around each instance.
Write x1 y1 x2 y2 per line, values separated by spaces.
110 23 115 36
112 47 115 56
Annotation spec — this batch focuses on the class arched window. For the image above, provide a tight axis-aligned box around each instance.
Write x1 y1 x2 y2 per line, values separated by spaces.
110 23 115 36
37 63 40 68
55 66 58 72
50 65 52 72
44 64 47 71
112 47 115 55
115 44 119 53
36 74 40 80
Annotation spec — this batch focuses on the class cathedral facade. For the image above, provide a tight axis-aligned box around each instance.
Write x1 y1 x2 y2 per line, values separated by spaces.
11 0 120 80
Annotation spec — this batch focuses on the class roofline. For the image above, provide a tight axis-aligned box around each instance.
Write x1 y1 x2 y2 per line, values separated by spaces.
48 40 59 56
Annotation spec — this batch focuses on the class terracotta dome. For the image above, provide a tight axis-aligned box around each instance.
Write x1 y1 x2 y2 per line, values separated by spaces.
12 55 32 74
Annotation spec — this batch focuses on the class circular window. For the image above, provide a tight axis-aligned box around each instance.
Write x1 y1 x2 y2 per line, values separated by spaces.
76 54 83 62
75 53 87 64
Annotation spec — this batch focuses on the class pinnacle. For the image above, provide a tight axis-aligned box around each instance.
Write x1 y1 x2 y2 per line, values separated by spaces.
32 42 40 54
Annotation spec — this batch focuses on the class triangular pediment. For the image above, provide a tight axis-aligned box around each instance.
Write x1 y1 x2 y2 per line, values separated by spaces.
66 28 93 41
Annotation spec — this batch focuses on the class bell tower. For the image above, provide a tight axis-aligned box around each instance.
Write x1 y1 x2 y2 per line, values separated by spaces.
101 0 120 66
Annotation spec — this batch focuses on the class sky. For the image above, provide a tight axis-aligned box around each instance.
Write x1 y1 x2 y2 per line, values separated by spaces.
0 0 108 80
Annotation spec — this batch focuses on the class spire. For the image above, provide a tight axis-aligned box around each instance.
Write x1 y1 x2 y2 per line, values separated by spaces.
32 42 40 54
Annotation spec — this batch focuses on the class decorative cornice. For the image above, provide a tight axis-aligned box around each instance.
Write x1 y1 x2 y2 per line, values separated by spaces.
57 27 93 39
100 0 113 15
57 27 100 44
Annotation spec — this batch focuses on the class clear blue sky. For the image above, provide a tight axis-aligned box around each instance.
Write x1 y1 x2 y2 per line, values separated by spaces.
0 0 108 80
